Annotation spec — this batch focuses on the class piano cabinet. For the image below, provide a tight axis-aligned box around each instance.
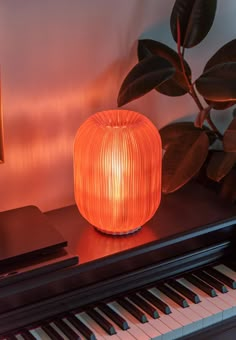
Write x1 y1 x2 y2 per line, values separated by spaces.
1 181 236 339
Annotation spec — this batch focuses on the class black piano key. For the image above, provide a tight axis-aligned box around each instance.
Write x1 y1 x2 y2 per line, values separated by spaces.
194 270 228 293
128 294 160 319
157 283 189 308
117 297 148 323
53 319 81 339
42 323 64 340
18 329 35 340
66 314 96 340
98 303 129 330
206 266 236 289
139 290 171 314
87 308 116 335
168 279 201 304
184 273 217 297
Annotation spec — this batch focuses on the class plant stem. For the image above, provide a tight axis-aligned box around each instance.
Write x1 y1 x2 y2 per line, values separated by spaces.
176 17 222 139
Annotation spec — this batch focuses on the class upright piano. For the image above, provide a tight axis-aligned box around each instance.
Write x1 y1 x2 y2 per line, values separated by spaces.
1 182 236 339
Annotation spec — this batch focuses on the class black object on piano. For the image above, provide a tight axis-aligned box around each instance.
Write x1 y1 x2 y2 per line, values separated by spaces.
0 205 67 266
0 205 79 287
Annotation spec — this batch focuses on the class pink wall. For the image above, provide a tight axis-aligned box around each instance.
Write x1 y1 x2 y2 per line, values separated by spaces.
0 0 236 212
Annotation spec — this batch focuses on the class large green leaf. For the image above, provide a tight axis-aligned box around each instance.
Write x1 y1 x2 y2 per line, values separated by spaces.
162 130 209 193
170 0 217 48
207 151 236 182
195 62 236 102
138 39 191 96
117 56 174 107
160 121 215 150
203 39 236 109
223 117 236 152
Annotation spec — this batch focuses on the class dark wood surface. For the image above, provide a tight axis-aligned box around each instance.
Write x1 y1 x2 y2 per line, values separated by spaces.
46 181 236 265
0 181 236 334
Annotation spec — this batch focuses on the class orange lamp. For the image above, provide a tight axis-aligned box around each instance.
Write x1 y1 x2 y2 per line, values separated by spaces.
74 109 162 235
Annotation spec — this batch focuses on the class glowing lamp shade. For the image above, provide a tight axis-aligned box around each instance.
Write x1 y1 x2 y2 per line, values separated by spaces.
74 110 162 235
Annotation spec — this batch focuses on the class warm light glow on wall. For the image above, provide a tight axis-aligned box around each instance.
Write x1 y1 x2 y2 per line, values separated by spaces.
0 77 4 163
74 110 162 235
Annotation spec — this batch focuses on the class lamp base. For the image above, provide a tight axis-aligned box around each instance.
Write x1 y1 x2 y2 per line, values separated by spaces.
94 226 141 236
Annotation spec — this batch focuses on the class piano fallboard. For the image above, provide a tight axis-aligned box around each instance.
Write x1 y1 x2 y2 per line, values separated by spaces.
0 182 236 335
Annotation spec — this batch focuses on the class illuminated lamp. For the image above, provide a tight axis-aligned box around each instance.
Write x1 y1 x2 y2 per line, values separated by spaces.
74 109 162 235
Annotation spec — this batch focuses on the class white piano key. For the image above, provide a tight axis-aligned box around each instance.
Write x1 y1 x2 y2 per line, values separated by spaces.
102 333 121 340
29 327 51 340
150 287 201 336
176 279 214 329
78 311 121 340
182 276 236 326
191 268 236 318
179 278 222 326
147 289 183 338
132 301 177 340
136 292 179 340
122 298 164 339
108 301 154 340
150 288 191 327
215 264 236 281
219 288 236 310
75 312 105 340
219 295 236 319
50 322 70 340
176 279 212 320
155 313 183 340
15 335 24 340
163 284 204 324
222 284 236 302
215 266 236 301
63 317 83 338
94 307 136 340
184 300 212 324
213 266 236 310
206 293 234 319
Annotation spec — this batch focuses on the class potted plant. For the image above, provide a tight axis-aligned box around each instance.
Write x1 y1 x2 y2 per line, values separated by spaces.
117 0 236 199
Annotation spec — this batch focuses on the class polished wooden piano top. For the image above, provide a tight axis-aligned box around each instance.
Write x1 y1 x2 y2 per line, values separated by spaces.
46 181 236 266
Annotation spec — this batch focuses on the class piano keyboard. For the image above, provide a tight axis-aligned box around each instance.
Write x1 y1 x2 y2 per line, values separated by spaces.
2 263 236 340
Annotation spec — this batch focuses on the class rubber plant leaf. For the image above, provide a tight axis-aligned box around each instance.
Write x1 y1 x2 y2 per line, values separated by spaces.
195 62 236 102
117 55 174 107
203 39 236 109
162 130 209 193
138 39 190 96
223 117 236 152
220 169 236 203
160 122 215 150
207 151 236 182
170 0 217 48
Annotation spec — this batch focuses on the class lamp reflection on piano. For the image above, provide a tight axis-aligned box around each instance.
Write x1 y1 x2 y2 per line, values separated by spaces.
76 218 158 263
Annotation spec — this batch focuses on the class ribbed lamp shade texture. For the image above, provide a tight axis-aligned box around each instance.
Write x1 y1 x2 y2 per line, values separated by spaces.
74 110 162 234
